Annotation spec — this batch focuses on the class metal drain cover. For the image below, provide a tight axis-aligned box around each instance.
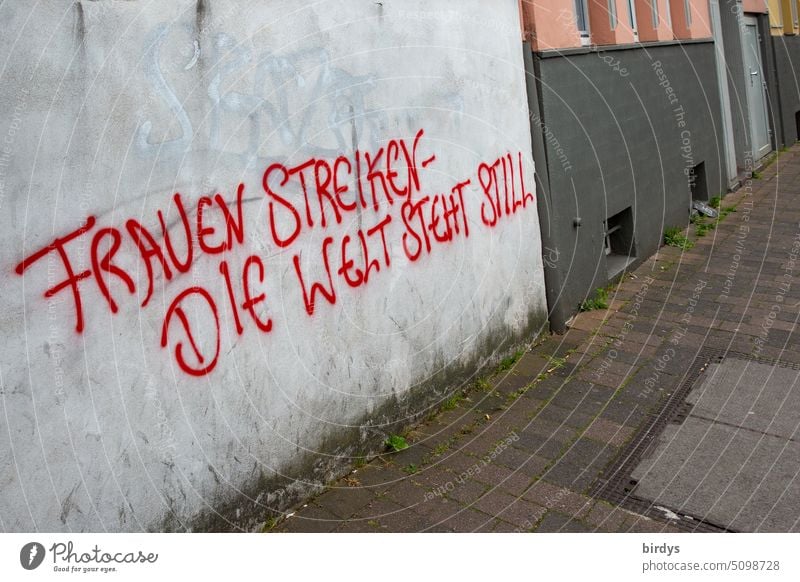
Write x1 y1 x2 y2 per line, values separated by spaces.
630 357 800 532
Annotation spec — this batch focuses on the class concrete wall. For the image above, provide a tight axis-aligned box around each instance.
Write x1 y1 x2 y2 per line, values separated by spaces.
530 41 725 328
0 0 547 531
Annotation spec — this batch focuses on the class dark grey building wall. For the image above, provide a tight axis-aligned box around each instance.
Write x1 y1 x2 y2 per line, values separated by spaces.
761 18 785 149
773 35 800 145
531 41 725 328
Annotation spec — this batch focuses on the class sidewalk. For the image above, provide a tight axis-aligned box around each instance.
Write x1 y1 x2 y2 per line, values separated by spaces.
272 145 800 533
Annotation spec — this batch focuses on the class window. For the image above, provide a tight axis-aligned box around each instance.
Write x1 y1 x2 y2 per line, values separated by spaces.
781 0 795 34
689 162 708 201
770 0 783 29
604 207 636 278
627 0 639 40
651 0 660 28
684 0 692 27
609 0 618 29
795 110 800 141
575 0 591 44
665 0 673 31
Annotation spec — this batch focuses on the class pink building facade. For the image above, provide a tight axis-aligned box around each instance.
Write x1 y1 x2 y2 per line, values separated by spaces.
521 0 712 50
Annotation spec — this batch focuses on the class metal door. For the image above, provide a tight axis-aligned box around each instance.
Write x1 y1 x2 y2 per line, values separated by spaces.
743 16 771 160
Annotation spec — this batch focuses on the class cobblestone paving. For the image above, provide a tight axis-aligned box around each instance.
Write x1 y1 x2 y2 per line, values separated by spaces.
272 147 800 533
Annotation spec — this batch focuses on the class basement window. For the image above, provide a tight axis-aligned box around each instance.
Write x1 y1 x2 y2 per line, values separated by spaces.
604 207 637 279
689 161 708 201
795 110 800 141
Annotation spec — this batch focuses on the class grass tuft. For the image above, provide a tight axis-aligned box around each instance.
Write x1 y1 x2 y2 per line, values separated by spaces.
497 350 524 372
580 287 609 312
664 226 694 250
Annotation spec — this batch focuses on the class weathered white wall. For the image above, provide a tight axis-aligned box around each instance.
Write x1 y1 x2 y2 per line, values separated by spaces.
0 0 546 531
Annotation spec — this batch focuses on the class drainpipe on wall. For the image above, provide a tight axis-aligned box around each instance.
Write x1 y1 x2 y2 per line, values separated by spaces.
522 42 567 333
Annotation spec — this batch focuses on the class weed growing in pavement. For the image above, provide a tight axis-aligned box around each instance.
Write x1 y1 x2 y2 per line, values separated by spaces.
664 226 694 250
475 377 492 391
691 214 715 237
507 385 530 401
385 435 409 452
759 150 780 171
497 349 525 372
431 440 452 457
580 287 610 312
691 198 737 237
442 392 465 411
260 517 278 532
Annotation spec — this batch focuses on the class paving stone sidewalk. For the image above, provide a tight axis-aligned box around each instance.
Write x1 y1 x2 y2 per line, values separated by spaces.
272 146 800 533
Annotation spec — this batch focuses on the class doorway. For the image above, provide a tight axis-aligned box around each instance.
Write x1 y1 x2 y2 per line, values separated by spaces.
742 16 771 161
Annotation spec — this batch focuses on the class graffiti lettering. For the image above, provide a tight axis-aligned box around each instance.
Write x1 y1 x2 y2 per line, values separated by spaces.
478 152 533 226
160 287 220 377
15 216 96 332
14 130 535 376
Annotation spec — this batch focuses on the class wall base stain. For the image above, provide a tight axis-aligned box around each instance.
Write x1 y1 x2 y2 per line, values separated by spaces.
169 308 548 532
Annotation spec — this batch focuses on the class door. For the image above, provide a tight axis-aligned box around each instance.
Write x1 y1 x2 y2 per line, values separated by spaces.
743 16 771 160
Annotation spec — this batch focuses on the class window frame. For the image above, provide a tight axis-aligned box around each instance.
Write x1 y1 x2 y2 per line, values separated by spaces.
574 0 592 44
627 0 639 40
609 0 618 30
651 0 660 29
665 0 673 32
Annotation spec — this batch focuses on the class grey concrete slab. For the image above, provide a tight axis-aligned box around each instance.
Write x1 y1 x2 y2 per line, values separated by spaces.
688 359 800 440
631 417 800 532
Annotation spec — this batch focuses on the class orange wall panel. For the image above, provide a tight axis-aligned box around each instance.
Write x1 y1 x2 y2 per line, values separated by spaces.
521 0 584 50
590 0 638 44
742 0 769 13
635 0 673 41
679 0 713 38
